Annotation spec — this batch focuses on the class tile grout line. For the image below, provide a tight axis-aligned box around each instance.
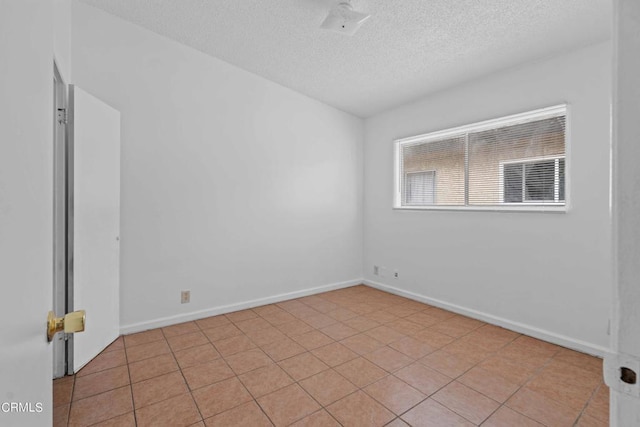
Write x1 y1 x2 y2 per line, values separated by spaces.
393 325 512 423
162 326 207 426
66 375 75 427
198 314 279 426
429 331 523 425
433 322 559 425
290 294 418 424
189 322 239 424
321 289 442 424
64 338 133 426
488 346 564 425
122 338 137 427
232 307 337 426
229 298 353 425
360 313 550 425
572 381 605 426
293 291 485 424
287 289 594 425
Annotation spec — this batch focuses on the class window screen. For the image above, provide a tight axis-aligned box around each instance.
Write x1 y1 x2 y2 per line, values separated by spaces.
394 105 566 210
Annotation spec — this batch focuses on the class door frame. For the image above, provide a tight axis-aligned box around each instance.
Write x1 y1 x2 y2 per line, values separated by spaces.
66 83 77 375
53 62 78 377
608 0 640 423
52 61 69 378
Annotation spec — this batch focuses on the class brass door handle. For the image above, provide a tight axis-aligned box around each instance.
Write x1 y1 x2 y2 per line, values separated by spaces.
47 310 86 342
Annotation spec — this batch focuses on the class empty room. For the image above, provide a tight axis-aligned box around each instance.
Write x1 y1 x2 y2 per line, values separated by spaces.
2 0 640 426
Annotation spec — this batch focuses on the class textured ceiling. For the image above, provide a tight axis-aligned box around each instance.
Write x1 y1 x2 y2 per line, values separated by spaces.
78 0 611 118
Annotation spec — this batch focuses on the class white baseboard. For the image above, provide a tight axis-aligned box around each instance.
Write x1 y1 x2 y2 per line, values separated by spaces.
364 279 610 358
119 278 363 335
120 277 610 358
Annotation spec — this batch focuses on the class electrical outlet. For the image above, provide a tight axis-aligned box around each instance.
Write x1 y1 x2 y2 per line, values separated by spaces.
394 270 399 279
181 290 190 304
373 265 379 275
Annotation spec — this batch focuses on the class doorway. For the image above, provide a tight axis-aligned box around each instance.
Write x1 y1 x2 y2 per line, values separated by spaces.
52 74 123 378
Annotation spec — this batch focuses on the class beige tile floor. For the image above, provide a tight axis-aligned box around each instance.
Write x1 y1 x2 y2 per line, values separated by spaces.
53 285 609 426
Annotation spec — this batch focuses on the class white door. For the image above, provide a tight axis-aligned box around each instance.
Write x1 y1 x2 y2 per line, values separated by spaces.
69 85 121 371
1 3 55 424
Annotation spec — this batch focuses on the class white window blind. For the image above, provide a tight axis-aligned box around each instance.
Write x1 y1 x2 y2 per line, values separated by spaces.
400 137 465 206
394 105 567 210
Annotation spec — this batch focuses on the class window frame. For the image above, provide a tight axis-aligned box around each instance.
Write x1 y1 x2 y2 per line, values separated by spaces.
393 104 569 213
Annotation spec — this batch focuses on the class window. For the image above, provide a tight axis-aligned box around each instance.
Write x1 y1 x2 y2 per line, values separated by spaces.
405 171 436 205
501 157 565 203
394 105 567 211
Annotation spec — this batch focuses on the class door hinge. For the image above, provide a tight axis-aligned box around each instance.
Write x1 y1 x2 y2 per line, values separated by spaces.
57 108 68 125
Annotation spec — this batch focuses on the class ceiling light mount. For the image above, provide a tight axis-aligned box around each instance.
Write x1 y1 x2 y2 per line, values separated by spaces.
320 0 371 36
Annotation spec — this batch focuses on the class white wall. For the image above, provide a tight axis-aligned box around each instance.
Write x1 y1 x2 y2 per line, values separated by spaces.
54 0 72 80
71 3 364 331
363 43 612 354
0 1 54 425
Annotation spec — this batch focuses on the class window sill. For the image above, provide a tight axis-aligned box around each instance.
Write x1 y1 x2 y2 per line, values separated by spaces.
393 205 567 213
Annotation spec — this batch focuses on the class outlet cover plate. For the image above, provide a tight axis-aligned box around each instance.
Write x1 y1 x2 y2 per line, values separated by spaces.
181 290 190 304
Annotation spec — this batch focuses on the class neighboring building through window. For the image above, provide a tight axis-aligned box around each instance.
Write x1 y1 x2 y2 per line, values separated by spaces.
394 105 567 211
405 171 436 205
501 157 565 203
